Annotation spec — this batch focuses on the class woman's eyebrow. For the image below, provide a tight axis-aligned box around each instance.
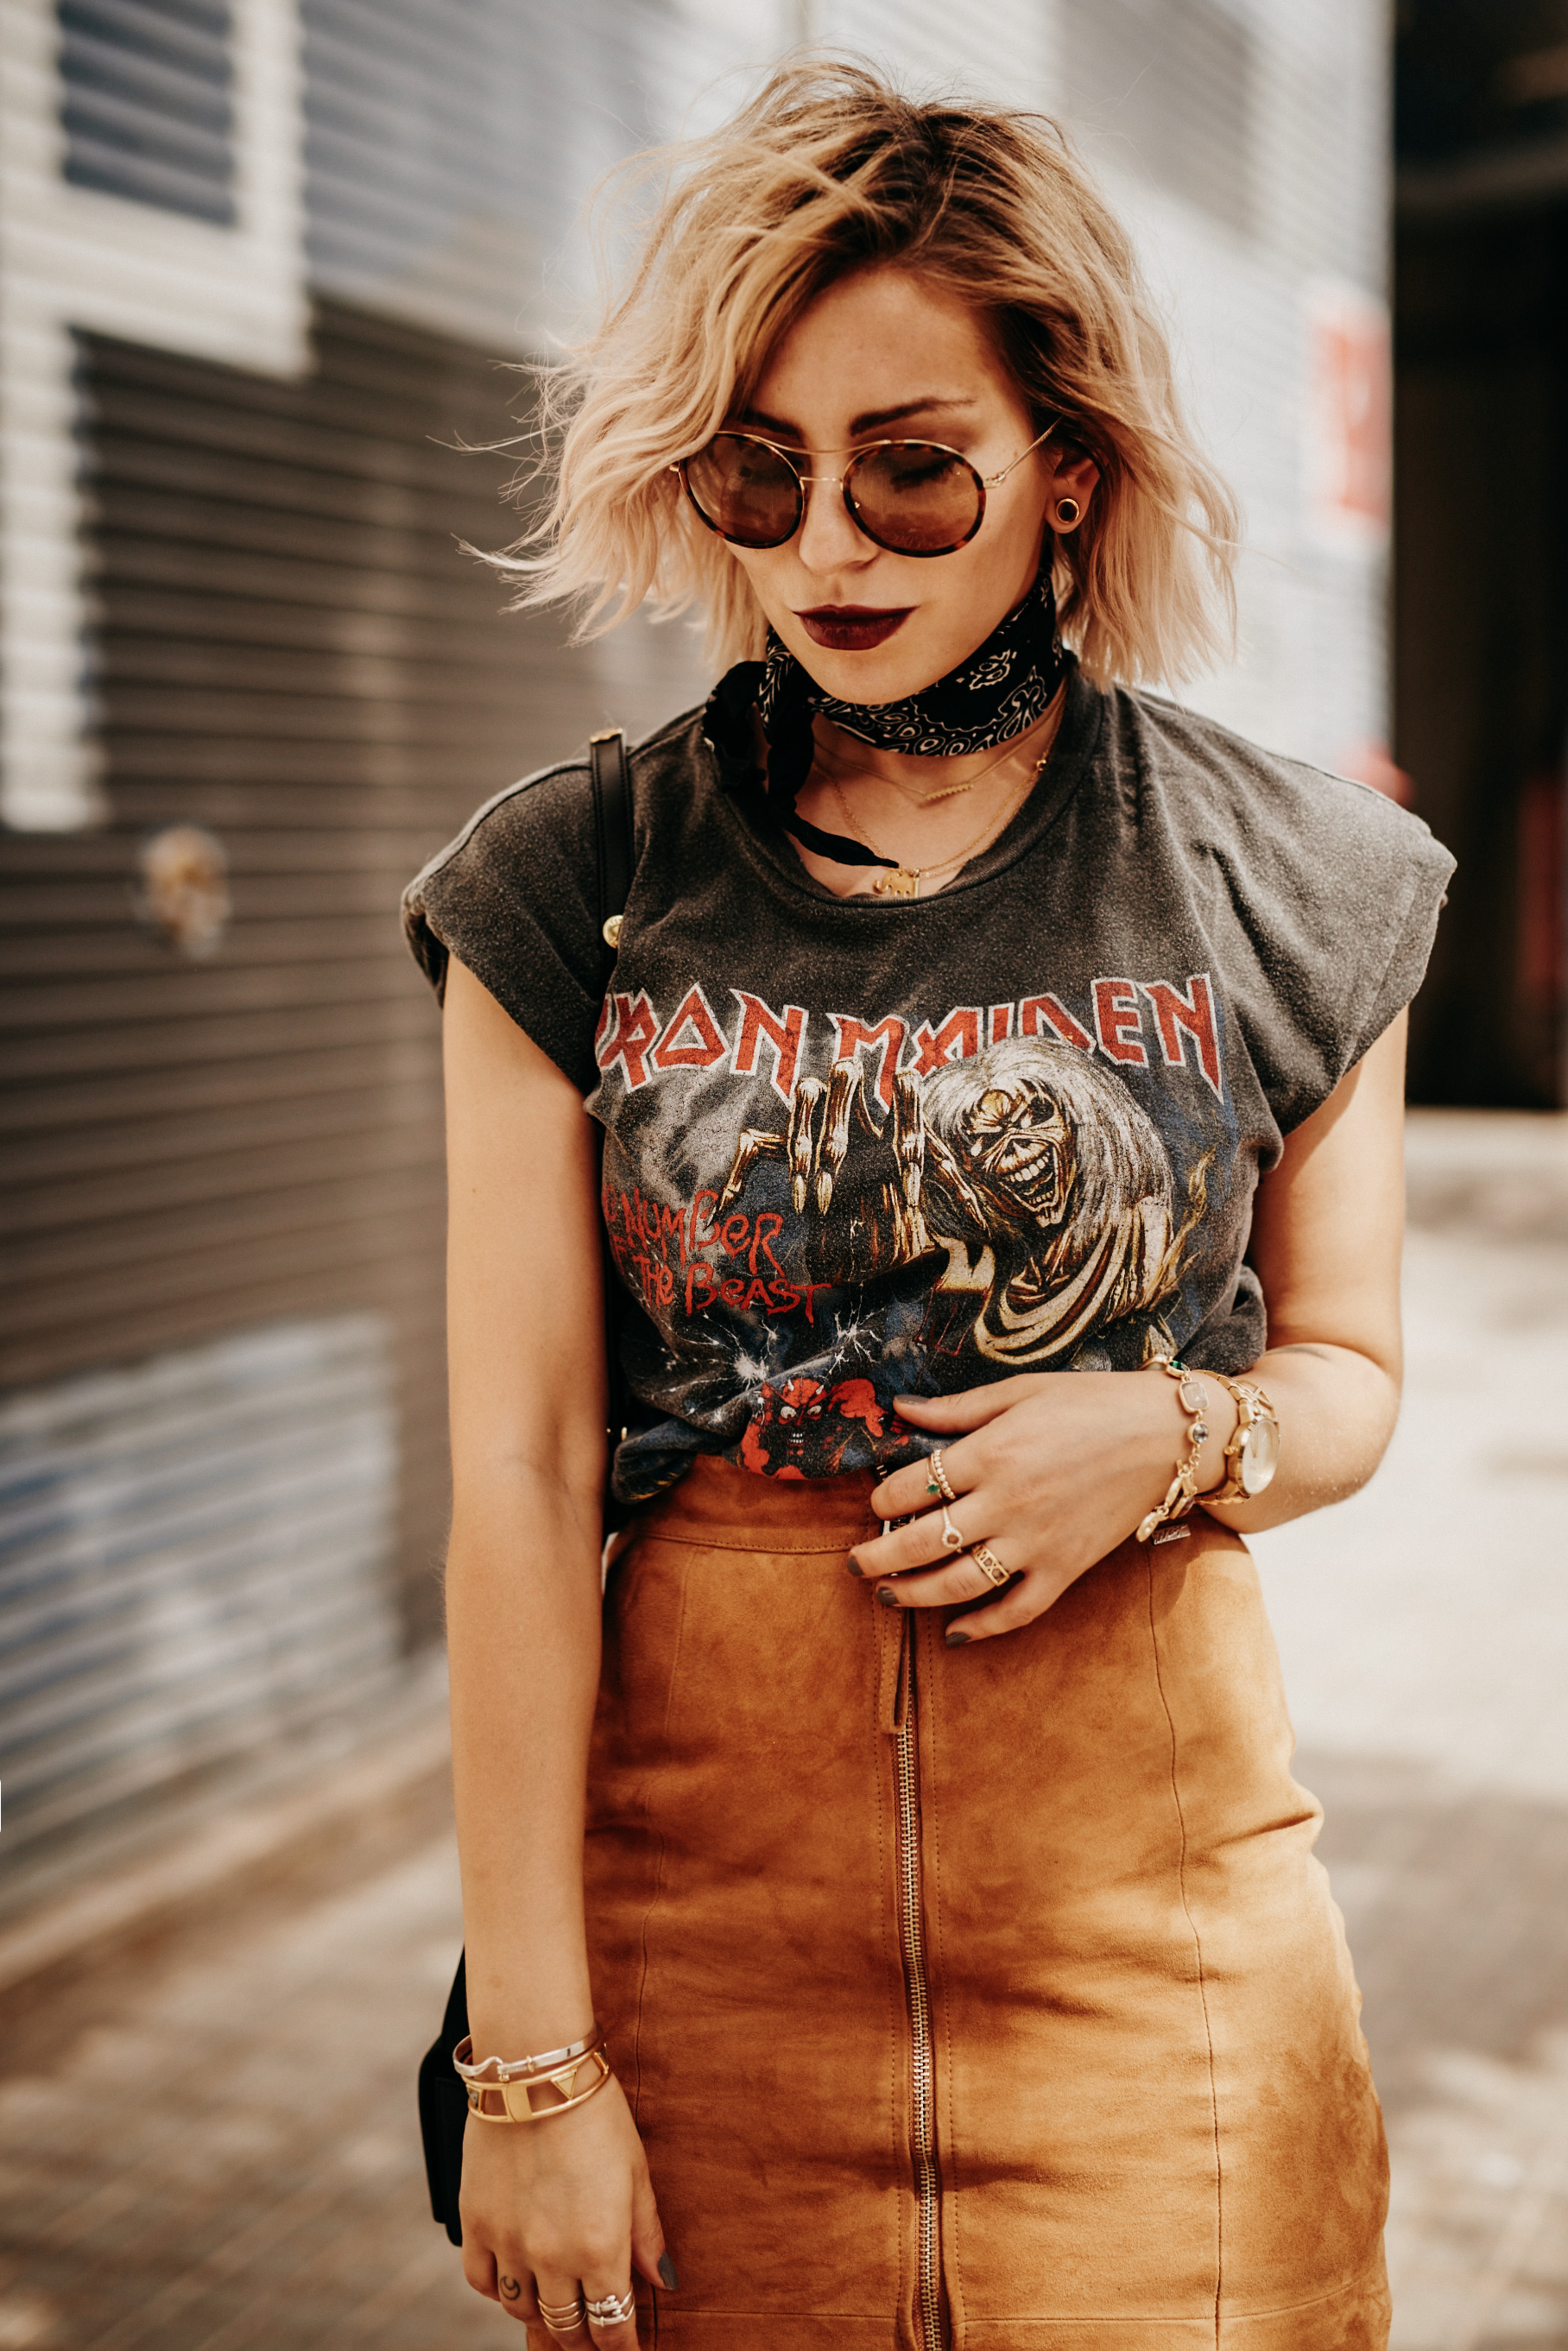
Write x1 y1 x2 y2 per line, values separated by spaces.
849 396 977 434
730 395 978 441
732 405 805 439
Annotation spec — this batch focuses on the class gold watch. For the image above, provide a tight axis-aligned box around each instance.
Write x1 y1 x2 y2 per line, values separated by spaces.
1202 1375 1280 1505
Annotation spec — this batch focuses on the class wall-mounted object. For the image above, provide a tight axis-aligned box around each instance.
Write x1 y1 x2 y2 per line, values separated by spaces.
136 822 231 957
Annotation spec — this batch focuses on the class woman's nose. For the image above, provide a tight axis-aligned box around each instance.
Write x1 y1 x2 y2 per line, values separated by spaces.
793 471 876 572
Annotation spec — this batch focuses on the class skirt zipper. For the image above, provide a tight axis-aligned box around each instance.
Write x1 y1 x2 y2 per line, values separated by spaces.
894 1613 944 2351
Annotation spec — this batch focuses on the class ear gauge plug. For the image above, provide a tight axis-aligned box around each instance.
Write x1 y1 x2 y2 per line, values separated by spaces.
1054 496 1082 526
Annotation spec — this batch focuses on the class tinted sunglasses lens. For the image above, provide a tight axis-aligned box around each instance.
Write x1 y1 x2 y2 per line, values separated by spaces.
684 435 800 547
850 443 983 553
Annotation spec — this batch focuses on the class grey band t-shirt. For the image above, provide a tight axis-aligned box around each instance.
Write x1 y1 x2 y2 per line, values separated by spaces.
405 668 1453 1501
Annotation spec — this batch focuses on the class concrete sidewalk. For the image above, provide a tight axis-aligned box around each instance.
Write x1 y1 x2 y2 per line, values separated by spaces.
1 1111 1565 2350
0 1798 502 2350
1255 1110 1568 2350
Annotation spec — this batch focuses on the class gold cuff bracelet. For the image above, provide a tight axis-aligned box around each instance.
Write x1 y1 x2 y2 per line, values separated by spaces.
452 2033 613 2123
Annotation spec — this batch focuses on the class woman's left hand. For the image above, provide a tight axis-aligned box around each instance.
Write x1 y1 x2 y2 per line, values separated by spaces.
851 1014 1417 1646
849 1368 1219 1645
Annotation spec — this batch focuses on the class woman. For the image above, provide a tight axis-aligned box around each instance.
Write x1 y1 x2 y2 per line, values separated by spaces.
405 64 1452 2350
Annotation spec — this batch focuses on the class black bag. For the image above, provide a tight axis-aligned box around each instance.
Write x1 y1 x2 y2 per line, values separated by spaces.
417 727 635 2244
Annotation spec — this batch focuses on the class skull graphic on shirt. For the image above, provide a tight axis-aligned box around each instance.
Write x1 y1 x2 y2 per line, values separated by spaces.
720 1036 1210 1368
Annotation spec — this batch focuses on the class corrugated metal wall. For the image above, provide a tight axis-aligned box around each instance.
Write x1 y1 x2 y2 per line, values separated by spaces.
0 1312 398 1857
1058 0 1393 774
57 0 237 225
0 297 704 1660
298 0 799 351
1060 0 1255 235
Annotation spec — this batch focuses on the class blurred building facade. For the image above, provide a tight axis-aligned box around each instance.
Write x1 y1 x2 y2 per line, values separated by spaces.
0 0 1400 1883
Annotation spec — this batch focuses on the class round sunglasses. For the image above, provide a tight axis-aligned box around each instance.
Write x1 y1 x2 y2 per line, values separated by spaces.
673 422 1057 558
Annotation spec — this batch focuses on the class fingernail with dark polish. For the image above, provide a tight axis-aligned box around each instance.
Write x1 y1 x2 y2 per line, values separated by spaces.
876 1584 901 1608
845 1557 864 1577
945 1626 971 1646
658 2254 679 2291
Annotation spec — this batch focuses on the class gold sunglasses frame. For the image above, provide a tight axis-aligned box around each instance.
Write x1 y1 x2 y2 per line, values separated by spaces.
672 421 1058 557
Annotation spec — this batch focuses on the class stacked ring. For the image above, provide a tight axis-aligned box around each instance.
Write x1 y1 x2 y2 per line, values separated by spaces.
927 1448 958 1502
971 1543 1011 1589
538 2296 586 2335
585 2288 637 2327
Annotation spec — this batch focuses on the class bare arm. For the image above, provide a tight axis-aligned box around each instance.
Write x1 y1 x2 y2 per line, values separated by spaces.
443 956 666 2333
1200 1002 1406 1530
851 1014 1409 1631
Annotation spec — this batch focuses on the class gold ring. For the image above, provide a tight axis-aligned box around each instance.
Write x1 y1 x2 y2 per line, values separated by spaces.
971 1543 1011 1589
538 2297 586 2335
939 1504 964 1552
585 2288 637 2326
927 1448 958 1503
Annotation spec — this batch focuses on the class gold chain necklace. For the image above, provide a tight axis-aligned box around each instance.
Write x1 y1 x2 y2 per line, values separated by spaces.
815 723 1044 810
828 756 1042 898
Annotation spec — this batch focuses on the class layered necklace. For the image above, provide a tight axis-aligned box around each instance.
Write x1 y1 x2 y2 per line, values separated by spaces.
820 724 1040 808
824 744 1047 898
814 699 1060 897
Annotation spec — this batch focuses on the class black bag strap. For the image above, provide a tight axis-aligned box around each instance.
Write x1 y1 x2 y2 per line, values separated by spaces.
587 728 635 1512
588 728 634 971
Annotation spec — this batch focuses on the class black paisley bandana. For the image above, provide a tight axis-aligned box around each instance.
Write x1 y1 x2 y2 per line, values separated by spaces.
763 565 1065 757
703 566 1067 870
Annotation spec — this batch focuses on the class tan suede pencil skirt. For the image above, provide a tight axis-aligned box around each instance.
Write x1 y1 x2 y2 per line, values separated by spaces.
585 1457 1390 2349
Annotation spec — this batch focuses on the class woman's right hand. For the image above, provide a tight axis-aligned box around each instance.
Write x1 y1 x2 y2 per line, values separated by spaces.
458 2076 671 2344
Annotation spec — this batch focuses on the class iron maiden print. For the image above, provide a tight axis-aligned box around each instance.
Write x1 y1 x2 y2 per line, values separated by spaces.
592 969 1239 1492
407 683 1454 1503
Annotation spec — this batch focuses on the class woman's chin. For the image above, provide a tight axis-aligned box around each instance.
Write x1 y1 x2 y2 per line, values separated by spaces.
783 625 974 708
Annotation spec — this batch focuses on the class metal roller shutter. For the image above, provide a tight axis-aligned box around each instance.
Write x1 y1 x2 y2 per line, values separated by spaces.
0 300 703 1849
0 1314 400 1858
57 0 237 226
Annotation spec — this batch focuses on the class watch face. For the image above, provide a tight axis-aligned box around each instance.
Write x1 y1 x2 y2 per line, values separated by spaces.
1240 1412 1280 1495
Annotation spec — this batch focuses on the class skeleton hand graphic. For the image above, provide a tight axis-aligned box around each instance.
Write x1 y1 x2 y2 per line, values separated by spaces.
721 1061 984 1283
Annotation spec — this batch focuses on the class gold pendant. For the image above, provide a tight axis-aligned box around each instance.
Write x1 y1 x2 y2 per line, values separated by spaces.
872 867 921 898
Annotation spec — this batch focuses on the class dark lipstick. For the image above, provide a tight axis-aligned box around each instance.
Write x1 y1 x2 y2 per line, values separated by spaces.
795 604 914 652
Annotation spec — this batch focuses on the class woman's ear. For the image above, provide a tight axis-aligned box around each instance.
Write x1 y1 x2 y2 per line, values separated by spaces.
1046 448 1101 534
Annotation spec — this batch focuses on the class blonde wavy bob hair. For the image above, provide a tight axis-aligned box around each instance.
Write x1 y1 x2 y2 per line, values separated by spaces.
503 60 1240 688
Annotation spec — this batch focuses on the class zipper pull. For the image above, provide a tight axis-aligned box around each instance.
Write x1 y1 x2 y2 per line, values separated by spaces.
878 1545 911 1735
